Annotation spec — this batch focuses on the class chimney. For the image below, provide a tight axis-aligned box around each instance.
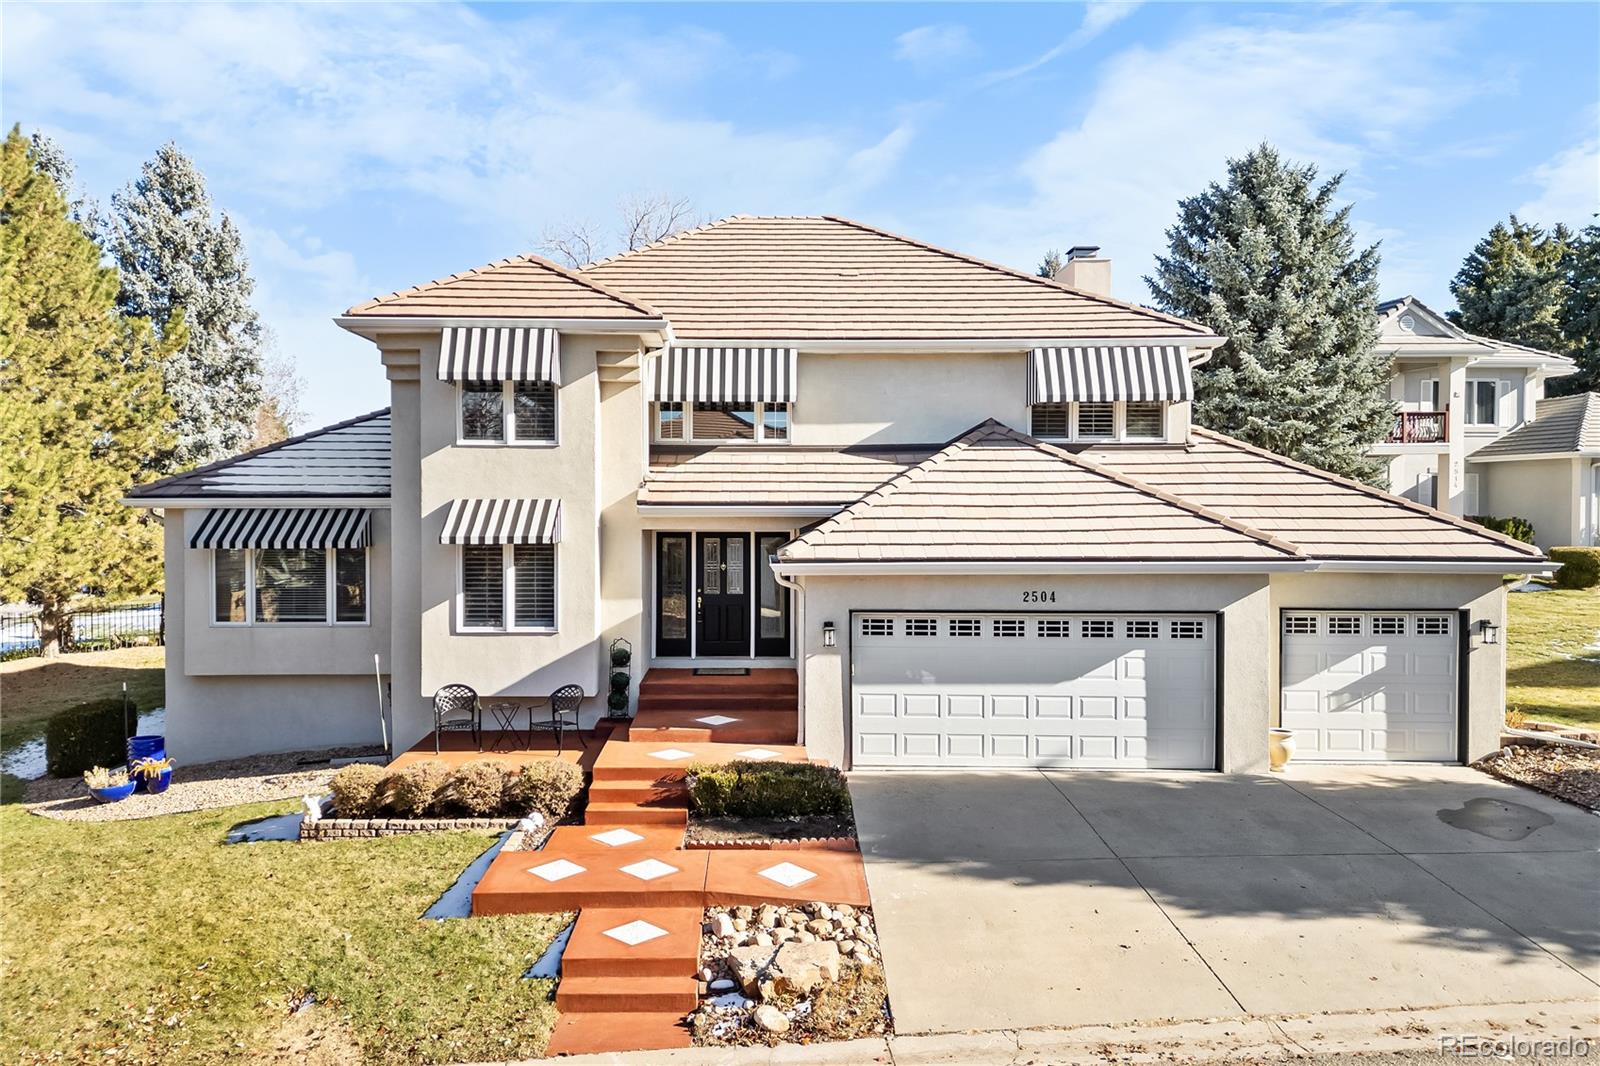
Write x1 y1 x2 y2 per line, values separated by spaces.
1054 245 1111 297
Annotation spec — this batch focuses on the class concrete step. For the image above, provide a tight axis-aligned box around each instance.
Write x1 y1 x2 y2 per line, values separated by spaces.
560 906 702 978
556 974 699 1013
586 801 689 826
592 741 811 782
472 849 709 913
543 824 687 852
626 708 798 745
636 694 797 712
543 1011 692 1055
587 781 689 806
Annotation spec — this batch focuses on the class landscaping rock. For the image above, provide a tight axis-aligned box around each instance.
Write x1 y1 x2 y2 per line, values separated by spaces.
712 913 736 938
757 904 780 928
771 940 841 995
753 1004 790 1034
728 944 779 995
805 917 833 936
708 978 736 992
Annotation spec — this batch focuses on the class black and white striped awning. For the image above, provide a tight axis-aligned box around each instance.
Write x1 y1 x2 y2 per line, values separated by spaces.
190 508 372 550
1027 345 1192 404
440 498 562 545
438 327 561 383
652 346 798 403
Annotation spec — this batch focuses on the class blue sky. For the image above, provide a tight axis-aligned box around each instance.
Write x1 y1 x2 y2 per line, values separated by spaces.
6 2 1597 430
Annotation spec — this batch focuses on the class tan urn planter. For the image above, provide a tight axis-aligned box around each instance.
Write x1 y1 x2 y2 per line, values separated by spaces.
1268 728 1297 772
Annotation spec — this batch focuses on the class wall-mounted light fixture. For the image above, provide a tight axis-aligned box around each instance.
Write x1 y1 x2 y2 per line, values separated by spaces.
822 621 836 648
1478 619 1500 646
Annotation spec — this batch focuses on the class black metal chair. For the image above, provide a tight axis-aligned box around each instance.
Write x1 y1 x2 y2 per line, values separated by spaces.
528 684 584 754
432 684 482 754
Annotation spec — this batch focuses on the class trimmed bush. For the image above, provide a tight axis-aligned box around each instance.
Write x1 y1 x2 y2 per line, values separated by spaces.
687 761 851 819
1550 546 1600 589
610 644 632 667
606 689 630 713
504 759 584 819
609 670 630 692
45 698 135 779
382 760 451 818
329 763 387 818
1467 514 1536 544
442 760 508 817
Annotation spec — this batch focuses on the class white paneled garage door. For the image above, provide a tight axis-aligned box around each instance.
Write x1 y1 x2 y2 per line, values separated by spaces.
850 612 1216 769
1280 611 1459 762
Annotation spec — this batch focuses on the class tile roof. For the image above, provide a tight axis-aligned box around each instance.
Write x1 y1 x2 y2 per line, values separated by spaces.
641 447 936 507
345 254 662 321
583 215 1212 342
126 409 392 500
1090 429 1544 562
778 421 1301 564
1470 392 1600 460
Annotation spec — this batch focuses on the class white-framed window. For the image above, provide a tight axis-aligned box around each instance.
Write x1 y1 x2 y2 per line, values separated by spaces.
459 380 558 445
211 547 368 626
1465 380 1498 426
1029 401 1169 442
458 543 557 631
860 616 895 637
1423 378 1440 410
1283 615 1318 635
654 401 791 443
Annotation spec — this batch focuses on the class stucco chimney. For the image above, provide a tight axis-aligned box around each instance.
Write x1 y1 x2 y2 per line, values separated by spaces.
1054 245 1111 297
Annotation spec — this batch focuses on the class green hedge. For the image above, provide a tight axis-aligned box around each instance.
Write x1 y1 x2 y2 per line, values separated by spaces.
687 760 851 818
45 698 135 778
1467 514 1536 544
1550 547 1600 589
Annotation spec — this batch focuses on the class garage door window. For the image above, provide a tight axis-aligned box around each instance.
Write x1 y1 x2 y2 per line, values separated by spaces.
905 617 938 637
1037 619 1071 638
1415 615 1451 635
860 617 895 637
1170 620 1205 639
1284 615 1318 634
1371 615 1406 635
1081 619 1115 638
1327 615 1363 635
1126 619 1159 639
993 618 1026 638
949 618 981 637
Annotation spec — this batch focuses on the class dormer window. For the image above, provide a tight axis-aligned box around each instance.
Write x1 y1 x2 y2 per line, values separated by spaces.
1029 400 1167 442
1026 344 1189 444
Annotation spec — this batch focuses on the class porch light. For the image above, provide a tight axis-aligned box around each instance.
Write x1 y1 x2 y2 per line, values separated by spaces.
1478 619 1501 646
822 621 836 648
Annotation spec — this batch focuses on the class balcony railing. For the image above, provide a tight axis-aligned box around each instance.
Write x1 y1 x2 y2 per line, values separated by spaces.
1387 410 1448 444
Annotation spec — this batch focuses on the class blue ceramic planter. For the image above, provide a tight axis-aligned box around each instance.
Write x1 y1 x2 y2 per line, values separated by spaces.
143 768 173 794
89 780 137 804
128 736 167 793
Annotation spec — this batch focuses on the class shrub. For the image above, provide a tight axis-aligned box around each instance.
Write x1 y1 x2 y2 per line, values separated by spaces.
329 763 387 818
610 644 632 667
607 689 630 713
1550 546 1600 589
442 760 509 817
609 670 630 692
504 759 584 819
687 761 851 819
1468 514 1535 544
45 698 135 778
381 760 451 818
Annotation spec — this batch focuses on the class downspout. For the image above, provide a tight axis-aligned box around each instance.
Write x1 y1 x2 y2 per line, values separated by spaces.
771 560 806 747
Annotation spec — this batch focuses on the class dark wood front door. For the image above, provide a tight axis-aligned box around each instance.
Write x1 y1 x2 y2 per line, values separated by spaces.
696 533 750 656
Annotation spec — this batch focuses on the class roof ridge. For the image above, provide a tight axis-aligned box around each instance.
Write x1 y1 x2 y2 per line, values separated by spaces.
819 215 1212 337
347 252 663 318
582 215 751 270
127 408 392 498
1190 426 1544 557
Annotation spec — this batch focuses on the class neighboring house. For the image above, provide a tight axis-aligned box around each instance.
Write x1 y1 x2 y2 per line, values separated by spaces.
1371 296 1586 546
126 218 1545 772
1467 391 1600 549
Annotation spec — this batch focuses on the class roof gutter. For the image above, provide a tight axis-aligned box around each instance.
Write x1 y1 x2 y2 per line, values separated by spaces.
123 496 393 509
1468 450 1599 464
333 315 671 340
637 504 841 519
770 560 1318 577
662 335 1225 354
1311 560 1551 575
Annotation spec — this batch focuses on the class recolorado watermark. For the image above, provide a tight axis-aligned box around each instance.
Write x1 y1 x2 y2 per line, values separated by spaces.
1442 1034 1594 1058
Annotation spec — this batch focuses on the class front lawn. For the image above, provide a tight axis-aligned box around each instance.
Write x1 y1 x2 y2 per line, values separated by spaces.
0 800 564 1064
1505 585 1600 728
0 644 166 733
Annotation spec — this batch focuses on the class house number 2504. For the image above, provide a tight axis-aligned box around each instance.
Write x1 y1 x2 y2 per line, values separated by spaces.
1021 590 1057 604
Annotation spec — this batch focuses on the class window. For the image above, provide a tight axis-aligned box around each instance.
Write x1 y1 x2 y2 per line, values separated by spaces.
1076 403 1115 440
1371 615 1406 636
459 380 558 444
1030 401 1165 441
211 547 368 626
1284 615 1318 635
1327 615 1363 635
1423 378 1440 410
1081 619 1115 638
460 543 558 631
1466 380 1498 426
993 618 1026 638
1031 403 1069 438
1415 615 1452 636
905 617 938 637
1126 619 1160 639
860 617 895 637
1123 403 1164 439
1170 619 1205 639
949 618 981 637
1037 618 1071 638
656 402 791 443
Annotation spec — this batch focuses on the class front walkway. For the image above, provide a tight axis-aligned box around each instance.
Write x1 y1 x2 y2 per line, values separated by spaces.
850 764 1599 1035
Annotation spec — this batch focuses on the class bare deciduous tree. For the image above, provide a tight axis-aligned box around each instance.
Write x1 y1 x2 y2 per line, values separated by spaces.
538 194 700 268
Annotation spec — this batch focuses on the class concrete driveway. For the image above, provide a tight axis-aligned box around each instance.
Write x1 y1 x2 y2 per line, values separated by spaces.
850 764 1600 1035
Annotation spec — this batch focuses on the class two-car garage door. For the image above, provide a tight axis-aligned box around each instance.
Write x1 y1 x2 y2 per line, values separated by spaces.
851 612 1216 769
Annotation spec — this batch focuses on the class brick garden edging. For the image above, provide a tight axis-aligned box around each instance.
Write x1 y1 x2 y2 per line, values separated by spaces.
300 815 523 841
685 836 858 852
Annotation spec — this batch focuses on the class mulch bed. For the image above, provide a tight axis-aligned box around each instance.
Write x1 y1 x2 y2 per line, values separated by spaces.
1474 744 1600 812
686 813 855 846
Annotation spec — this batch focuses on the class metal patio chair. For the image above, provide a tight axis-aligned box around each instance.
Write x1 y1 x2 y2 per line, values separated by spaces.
432 684 482 754
528 684 584 754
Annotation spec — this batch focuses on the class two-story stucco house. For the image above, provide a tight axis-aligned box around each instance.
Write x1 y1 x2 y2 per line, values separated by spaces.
1371 295 1594 547
126 217 1549 774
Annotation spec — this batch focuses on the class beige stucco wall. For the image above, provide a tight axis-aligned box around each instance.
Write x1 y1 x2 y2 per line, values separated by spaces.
1462 367 1532 457
1474 457 1583 549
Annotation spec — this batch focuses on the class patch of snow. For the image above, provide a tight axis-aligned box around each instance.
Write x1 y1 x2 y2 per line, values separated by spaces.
224 812 303 844
422 830 512 919
524 920 574 979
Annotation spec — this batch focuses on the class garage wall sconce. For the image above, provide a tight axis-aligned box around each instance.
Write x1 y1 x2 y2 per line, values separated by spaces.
1477 619 1501 646
822 621 836 647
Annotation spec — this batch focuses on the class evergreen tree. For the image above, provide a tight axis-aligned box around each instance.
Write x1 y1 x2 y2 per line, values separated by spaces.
109 143 263 469
1553 221 1600 396
1037 249 1064 279
0 127 180 655
1146 144 1391 484
1448 215 1570 355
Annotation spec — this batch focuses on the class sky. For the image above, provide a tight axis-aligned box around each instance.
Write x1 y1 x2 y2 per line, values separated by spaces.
6 1 1598 430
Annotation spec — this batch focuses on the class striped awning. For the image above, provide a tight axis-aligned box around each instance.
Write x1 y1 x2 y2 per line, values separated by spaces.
652 346 798 403
438 327 561 384
440 498 562 545
190 508 372 550
1027 345 1192 404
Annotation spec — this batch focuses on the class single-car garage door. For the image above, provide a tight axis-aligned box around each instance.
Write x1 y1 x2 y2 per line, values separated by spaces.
1280 610 1459 762
850 612 1216 769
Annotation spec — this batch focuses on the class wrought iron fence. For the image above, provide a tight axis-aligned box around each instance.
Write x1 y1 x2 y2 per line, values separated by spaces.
0 599 164 660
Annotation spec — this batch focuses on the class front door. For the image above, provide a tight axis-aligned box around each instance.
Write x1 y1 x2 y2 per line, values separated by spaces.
697 533 750 656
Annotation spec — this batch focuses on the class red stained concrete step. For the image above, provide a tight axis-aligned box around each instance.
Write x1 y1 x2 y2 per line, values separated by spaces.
586 801 689 826
472 849 710 914
556 974 699 1013
624 708 798 745
544 1011 692 1055
587 781 689 806
703 849 872 908
543 824 686 851
592 741 812 782
560 906 702 978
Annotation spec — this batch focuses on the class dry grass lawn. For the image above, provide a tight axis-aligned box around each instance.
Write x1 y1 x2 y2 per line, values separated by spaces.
0 645 166 731
1505 585 1600 728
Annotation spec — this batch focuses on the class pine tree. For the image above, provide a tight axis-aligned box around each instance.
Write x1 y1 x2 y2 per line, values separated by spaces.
1553 221 1600 396
1037 250 1064 279
110 143 263 469
1448 215 1570 355
1145 144 1391 484
0 127 180 655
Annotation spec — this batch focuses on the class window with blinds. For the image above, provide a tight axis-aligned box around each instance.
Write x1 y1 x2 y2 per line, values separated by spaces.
1030 403 1069 438
1077 402 1115 439
335 548 367 623
214 549 247 623
513 545 556 628
1124 402 1165 439
461 545 505 628
512 381 557 442
460 381 504 441
255 548 329 623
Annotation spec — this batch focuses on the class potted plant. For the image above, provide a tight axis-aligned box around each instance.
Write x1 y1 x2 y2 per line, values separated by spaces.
610 642 632 668
131 755 174 794
84 766 136 804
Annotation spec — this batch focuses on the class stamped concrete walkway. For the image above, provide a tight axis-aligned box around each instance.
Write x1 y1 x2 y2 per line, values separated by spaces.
851 764 1600 1036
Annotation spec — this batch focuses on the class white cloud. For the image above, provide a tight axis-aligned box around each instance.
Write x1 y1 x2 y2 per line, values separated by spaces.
894 24 975 66
951 9 1474 300
980 1 1143 86
1516 133 1600 228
